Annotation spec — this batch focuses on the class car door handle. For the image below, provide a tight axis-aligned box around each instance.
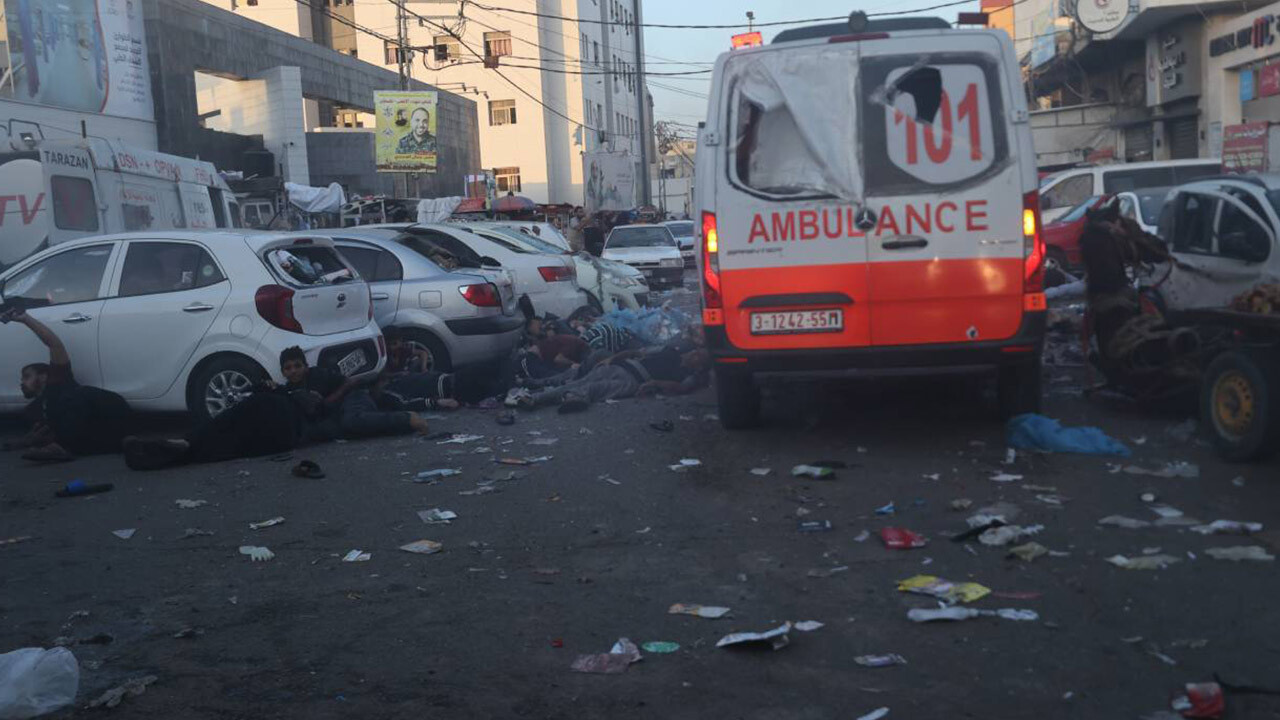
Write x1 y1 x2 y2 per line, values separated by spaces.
61 313 92 324
881 238 929 250
371 292 390 301
183 303 216 313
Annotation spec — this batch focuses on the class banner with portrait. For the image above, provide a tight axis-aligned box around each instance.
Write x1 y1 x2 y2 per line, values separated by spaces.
375 91 439 173
583 152 635 213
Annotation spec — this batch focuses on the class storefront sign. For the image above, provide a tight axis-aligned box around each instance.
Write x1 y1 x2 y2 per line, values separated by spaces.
1209 14 1275 57
1222 122 1269 173
1241 69 1256 101
1076 0 1129 34
1260 64 1280 97
1146 23 1202 105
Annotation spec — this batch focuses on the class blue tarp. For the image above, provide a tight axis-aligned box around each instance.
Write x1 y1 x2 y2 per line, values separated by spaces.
599 306 694 346
1007 414 1131 457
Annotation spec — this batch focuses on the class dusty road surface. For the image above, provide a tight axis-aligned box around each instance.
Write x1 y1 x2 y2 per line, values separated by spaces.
3 286 1280 719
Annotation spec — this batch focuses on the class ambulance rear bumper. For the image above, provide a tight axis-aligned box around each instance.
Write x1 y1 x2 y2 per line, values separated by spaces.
705 312 1046 375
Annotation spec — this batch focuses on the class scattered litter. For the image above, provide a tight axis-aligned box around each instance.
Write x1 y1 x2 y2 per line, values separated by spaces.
415 468 462 481
669 459 702 472
990 472 1023 483
1133 436 1148 445
716 622 791 650
0 647 79 717
571 638 643 674
1143 547 1164 555
1098 515 1152 529
174 499 207 509
792 464 835 478
1022 485 1058 492
641 641 680 653
417 509 458 525
1171 682 1224 719
399 540 443 555
55 480 113 498
897 575 991 604
1148 505 1184 519
856 709 890 720
635 527 652 534
1122 462 1200 479
172 627 202 639
669 603 731 619
1035 494 1068 506
1006 413 1131 456
880 527 928 549
238 546 274 562
1205 546 1275 562
528 437 559 446
437 434 484 445
978 524 1043 547
794 621 824 632
873 502 897 516
750 468 772 476
1008 542 1049 562
855 654 907 668
1141 492 1157 503
0 536 34 547
1232 476 1246 487
795 507 812 517
854 530 870 543
922 473 941 481
1166 418 1198 444
342 550 371 562
1004 448 1017 464
798 520 833 533
808 566 850 578
88 675 157 709
180 528 213 539
1106 554 1180 570
950 498 973 511
111 529 136 540
599 475 622 486
248 516 285 530
458 486 502 496
1190 520 1263 536
907 607 1038 622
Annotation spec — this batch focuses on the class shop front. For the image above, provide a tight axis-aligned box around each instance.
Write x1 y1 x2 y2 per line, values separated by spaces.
1205 3 1280 170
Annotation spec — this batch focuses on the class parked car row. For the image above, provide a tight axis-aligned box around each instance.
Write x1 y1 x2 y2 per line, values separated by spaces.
0 221 668 420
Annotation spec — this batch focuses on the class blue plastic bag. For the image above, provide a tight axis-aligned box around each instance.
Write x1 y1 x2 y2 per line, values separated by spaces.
1006 414 1131 457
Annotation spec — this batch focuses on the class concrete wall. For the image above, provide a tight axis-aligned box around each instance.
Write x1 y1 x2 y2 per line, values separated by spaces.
308 124 476 199
144 0 479 191
196 68 309 182
1030 103 1120 167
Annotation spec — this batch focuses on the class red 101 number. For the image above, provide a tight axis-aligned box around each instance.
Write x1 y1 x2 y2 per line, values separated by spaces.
892 82 982 165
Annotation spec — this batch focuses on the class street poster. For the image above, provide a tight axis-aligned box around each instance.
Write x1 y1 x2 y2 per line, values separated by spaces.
583 153 635 213
1222 122 1269 173
0 0 154 120
375 91 439 173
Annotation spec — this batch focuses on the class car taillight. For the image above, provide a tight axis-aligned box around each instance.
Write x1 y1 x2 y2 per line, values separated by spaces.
459 283 501 307
701 211 723 321
538 265 575 282
1023 191 1045 294
254 284 302 333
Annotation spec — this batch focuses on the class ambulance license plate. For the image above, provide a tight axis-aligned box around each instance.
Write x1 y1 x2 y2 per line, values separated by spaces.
750 309 843 335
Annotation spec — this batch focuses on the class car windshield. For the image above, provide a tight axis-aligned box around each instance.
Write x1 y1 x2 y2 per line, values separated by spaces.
486 227 566 255
1057 196 1102 224
1136 189 1172 225
665 222 694 237
608 227 676 248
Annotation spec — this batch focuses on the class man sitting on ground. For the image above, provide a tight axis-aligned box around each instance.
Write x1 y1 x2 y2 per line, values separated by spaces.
1 309 131 462
375 328 461 411
278 346 428 441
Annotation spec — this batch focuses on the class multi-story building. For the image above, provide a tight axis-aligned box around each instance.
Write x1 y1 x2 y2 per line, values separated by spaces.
204 0 652 207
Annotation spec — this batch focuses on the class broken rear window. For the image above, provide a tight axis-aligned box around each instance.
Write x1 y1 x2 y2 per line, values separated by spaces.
861 54 1008 195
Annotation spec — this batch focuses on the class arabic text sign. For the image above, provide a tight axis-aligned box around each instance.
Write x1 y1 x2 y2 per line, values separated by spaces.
375 91 440 173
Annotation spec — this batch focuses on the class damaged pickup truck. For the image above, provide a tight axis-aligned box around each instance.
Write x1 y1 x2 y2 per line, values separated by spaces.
1081 174 1280 461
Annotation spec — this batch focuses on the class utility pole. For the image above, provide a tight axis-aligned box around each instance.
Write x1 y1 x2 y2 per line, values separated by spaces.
396 0 409 90
632 0 651 205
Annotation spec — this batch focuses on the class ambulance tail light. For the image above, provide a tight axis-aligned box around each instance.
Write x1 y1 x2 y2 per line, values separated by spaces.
701 211 723 322
1022 191 1045 295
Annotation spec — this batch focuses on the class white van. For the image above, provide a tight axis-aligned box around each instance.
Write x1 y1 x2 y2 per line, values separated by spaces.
0 139 240 270
696 13 1046 427
1038 159 1221 224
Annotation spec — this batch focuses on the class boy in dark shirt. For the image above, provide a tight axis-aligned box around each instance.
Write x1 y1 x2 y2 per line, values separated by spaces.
277 346 428 441
2 309 131 462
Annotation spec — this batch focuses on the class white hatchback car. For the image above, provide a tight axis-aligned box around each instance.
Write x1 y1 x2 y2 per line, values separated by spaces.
602 224 685 289
0 232 385 420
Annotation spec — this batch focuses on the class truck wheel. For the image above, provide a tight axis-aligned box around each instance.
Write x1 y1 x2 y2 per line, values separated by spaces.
1201 350 1280 462
715 369 760 429
188 355 267 421
997 357 1042 418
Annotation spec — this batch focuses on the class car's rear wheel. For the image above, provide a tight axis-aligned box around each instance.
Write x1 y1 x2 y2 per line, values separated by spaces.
716 368 761 429
1201 350 1280 462
997 356 1042 419
402 329 452 373
188 356 267 421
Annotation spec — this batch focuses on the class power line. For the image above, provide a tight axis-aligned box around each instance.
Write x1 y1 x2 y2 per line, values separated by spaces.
428 59 709 77
467 2 847 30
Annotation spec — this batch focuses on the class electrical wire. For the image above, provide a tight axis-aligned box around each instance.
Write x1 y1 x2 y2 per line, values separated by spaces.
466 0 999 28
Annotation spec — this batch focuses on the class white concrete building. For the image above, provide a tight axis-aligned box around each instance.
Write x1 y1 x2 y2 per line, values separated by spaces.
202 0 651 206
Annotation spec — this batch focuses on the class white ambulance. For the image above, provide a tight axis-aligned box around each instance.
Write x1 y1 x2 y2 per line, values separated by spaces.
0 139 240 270
696 13 1046 427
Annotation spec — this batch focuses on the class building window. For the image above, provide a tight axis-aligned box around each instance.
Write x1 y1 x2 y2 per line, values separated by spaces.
489 99 517 126
581 33 588 59
593 41 599 64
495 167 521 192
433 34 460 63
384 41 406 65
484 31 513 58
246 0 257 6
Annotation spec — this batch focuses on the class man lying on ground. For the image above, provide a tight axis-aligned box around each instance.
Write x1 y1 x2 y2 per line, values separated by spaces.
375 328 461 411
1 309 131 463
506 346 710 412
124 347 428 470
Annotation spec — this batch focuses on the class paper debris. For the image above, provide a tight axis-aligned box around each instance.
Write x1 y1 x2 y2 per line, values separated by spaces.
174 499 207 509
249 516 285 530
417 508 458 525
716 622 792 650
112 529 136 540
669 603 731 619
342 549 371 562
238 545 274 562
399 540 443 555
